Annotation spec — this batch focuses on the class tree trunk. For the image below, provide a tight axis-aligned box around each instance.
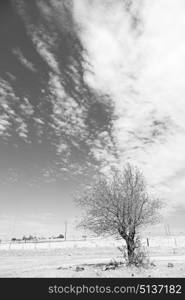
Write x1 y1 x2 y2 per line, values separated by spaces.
126 237 136 264
119 229 136 264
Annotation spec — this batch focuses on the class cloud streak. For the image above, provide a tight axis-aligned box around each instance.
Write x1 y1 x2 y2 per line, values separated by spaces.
0 0 117 185
73 0 185 212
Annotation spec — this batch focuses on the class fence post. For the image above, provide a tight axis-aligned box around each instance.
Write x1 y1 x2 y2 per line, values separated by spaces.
8 241 11 250
146 237 149 247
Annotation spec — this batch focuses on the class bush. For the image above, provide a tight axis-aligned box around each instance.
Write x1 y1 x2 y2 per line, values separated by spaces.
118 237 150 268
109 259 120 268
117 245 128 262
132 247 150 268
103 259 123 271
57 234 64 239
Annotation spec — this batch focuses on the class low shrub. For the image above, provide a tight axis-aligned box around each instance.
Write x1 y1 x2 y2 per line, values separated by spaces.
118 237 150 268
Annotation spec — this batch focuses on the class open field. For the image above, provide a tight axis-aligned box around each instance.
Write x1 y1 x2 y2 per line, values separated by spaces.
0 236 185 277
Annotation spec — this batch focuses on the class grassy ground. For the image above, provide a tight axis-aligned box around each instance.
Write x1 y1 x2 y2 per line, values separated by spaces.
0 241 185 277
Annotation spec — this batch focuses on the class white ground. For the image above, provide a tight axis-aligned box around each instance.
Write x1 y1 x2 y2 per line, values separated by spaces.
0 236 185 277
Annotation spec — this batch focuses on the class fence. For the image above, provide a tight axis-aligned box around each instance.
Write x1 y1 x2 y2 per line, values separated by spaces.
0 235 185 251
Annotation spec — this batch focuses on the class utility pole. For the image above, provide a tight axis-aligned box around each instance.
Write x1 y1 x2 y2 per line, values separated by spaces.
64 220 67 241
164 224 170 236
167 224 171 236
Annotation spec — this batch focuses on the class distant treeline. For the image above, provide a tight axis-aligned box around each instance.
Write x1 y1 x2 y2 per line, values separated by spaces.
11 234 64 242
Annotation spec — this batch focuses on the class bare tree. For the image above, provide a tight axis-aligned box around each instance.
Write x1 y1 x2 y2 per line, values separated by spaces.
76 163 161 264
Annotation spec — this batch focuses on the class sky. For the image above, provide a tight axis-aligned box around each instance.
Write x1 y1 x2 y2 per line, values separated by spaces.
0 0 185 238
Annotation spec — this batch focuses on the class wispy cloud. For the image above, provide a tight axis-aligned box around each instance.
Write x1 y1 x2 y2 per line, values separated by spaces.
0 78 32 143
7 0 185 214
11 0 117 180
12 47 37 72
73 0 185 211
